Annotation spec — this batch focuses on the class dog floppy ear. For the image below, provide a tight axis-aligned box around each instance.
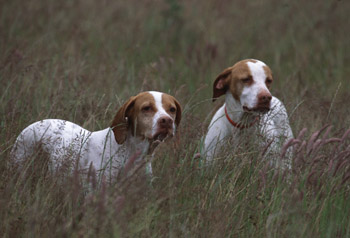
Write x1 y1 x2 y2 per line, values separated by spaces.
111 97 136 144
173 97 182 128
212 67 232 102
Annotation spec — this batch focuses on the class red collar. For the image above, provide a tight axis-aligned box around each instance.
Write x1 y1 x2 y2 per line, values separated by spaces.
224 106 259 129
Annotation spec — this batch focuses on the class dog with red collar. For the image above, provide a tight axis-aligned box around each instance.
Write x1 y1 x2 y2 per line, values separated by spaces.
203 59 293 169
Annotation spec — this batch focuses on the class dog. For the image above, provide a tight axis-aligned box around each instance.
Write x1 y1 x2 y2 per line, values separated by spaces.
11 91 182 178
203 59 293 169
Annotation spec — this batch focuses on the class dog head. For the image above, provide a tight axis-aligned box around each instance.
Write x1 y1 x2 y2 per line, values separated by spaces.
213 59 273 113
111 91 182 144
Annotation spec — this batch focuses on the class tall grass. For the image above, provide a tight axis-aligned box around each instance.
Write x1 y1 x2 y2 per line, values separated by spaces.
1 0 349 237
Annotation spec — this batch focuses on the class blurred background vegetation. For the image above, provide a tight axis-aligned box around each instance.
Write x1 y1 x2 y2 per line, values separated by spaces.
1 0 349 237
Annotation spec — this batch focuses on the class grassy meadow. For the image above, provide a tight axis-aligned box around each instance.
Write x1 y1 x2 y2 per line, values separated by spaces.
1 0 350 237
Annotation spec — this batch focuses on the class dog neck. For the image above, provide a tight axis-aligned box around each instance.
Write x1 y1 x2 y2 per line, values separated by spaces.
119 130 150 157
224 92 257 126
95 128 150 165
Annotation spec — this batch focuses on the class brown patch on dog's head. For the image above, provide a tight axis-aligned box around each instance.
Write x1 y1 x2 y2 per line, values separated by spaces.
161 93 182 127
213 67 233 101
111 92 157 144
212 59 255 102
263 65 273 88
111 96 136 144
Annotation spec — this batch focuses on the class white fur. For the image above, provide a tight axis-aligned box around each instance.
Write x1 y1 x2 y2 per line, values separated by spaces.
204 60 294 169
149 91 176 136
11 91 172 178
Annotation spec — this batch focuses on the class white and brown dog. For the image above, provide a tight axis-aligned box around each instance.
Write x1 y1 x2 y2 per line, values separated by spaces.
204 59 293 169
11 91 181 178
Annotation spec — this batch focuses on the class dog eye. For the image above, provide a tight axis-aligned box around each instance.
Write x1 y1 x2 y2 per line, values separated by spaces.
170 107 176 113
142 106 151 112
266 78 273 84
241 77 252 83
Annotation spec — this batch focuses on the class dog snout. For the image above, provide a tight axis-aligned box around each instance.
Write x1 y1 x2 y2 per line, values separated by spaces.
158 116 173 129
258 92 272 104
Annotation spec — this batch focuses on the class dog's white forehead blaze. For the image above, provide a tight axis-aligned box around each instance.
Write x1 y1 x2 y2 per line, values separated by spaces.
246 60 267 84
149 91 165 113
148 91 174 136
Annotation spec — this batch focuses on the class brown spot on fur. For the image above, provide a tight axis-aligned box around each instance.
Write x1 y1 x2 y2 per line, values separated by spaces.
111 97 135 144
246 59 257 63
213 67 233 101
111 92 157 144
162 93 182 127
262 65 272 79
213 59 254 101
263 65 273 88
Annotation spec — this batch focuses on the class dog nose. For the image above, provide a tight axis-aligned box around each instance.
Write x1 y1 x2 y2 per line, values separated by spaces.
258 92 272 104
158 116 173 128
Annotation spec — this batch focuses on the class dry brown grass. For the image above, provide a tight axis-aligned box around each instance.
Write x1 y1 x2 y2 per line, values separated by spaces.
1 0 350 237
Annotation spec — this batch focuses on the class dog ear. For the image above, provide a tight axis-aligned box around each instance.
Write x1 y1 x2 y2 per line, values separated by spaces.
213 67 232 101
111 97 136 144
173 97 182 128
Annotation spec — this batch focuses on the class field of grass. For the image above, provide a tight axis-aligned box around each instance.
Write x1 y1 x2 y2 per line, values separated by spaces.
1 0 350 237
